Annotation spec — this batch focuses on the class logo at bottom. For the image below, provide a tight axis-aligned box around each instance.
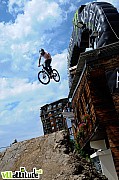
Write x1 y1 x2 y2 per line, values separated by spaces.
1 167 43 179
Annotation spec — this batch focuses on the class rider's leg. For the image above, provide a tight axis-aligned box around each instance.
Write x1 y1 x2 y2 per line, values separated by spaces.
45 59 52 75
44 61 49 74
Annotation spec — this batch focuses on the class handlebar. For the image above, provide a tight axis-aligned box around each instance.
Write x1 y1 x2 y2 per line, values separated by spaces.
38 64 45 67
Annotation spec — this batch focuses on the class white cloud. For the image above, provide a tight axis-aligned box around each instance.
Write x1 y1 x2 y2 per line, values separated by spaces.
8 0 29 14
0 0 66 79
0 48 68 147
59 0 70 4
0 0 68 149
8 0 63 35
68 3 77 13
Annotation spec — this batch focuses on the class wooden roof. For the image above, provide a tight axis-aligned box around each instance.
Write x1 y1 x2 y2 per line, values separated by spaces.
69 41 119 98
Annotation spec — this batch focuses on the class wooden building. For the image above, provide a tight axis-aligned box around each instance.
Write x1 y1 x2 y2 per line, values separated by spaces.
68 41 119 179
40 98 68 135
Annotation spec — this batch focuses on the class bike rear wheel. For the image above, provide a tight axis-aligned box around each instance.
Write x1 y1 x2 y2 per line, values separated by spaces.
38 71 50 85
52 69 60 82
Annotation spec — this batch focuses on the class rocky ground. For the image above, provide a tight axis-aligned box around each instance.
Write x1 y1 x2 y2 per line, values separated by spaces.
0 130 108 180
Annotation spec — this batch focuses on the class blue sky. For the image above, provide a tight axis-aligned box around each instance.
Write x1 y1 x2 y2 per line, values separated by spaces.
0 0 119 149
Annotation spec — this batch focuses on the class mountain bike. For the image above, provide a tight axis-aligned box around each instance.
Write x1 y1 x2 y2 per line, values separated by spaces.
38 64 60 85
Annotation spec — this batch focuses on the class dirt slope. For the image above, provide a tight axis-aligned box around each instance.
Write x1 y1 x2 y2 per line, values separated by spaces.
0 131 107 180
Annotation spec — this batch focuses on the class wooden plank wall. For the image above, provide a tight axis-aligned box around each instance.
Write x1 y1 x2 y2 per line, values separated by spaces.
71 54 119 177
72 70 97 147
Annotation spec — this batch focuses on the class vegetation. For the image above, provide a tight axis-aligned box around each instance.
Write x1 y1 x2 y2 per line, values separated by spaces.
69 137 90 161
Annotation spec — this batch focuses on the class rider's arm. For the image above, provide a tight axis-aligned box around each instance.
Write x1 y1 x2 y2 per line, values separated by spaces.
38 55 41 67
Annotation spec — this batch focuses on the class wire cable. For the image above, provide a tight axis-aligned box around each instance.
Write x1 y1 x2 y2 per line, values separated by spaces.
101 7 119 40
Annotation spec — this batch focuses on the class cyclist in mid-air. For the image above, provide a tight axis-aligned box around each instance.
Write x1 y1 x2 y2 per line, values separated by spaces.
38 49 52 76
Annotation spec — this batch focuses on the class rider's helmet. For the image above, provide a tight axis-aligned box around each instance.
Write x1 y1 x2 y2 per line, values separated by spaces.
39 48 45 56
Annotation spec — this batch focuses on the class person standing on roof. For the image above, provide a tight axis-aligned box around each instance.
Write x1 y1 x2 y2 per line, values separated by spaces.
38 49 52 75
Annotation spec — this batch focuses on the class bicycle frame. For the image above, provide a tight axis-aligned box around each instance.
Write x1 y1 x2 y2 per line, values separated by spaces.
40 64 51 75
38 64 60 84
41 64 45 71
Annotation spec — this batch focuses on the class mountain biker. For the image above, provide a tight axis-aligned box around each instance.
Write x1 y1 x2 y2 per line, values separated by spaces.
38 49 52 75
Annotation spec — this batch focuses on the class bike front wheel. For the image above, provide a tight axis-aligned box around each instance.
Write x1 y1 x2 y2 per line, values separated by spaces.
52 69 60 82
38 71 50 85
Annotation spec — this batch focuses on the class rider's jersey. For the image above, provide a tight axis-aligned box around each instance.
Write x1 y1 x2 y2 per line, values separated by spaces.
42 52 51 60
